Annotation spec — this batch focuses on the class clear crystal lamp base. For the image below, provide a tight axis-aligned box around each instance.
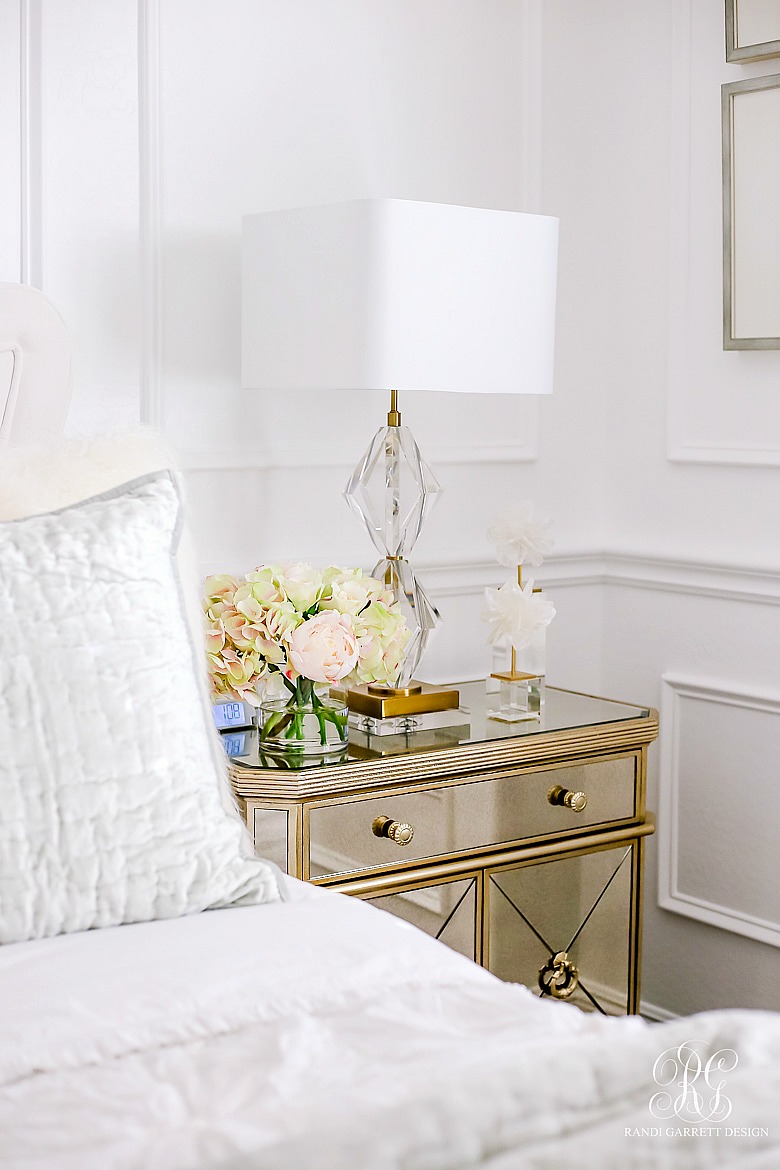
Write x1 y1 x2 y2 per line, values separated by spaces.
342 391 460 720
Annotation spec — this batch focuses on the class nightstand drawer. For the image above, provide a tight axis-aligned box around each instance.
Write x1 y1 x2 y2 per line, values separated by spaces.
308 755 637 879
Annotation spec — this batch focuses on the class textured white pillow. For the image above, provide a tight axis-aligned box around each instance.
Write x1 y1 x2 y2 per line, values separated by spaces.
0 428 204 700
0 471 279 944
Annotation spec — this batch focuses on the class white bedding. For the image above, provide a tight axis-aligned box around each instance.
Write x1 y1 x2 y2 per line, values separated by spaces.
1 881 778 1170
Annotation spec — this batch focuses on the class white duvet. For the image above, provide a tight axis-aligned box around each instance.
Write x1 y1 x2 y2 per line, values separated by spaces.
1 880 778 1170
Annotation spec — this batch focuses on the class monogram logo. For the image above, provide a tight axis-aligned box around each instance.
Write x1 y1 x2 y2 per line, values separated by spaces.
649 1041 739 1123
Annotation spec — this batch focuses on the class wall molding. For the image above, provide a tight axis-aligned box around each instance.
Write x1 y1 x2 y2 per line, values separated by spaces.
426 550 780 604
666 0 780 467
658 675 780 948
138 0 164 428
602 552 780 606
180 430 539 472
19 0 42 288
421 551 780 604
198 550 779 605
640 998 678 1023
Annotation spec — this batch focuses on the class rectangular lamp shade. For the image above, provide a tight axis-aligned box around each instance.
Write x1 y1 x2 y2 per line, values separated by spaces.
242 198 558 396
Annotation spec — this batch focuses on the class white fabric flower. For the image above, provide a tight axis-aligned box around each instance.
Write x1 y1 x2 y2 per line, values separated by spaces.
487 504 554 568
481 579 556 651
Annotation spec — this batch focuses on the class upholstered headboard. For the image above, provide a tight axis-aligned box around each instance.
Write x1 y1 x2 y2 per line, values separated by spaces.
0 283 72 442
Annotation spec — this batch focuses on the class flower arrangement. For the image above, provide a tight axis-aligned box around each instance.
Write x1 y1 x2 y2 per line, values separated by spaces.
204 564 410 752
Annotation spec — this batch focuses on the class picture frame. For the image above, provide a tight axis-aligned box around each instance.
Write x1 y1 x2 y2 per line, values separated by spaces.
722 74 780 349
725 0 780 63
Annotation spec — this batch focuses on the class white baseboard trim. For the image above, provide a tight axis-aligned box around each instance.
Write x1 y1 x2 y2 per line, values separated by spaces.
568 978 678 1021
640 998 679 1023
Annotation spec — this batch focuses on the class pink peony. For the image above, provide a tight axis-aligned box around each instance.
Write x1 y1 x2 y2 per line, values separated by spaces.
287 611 359 684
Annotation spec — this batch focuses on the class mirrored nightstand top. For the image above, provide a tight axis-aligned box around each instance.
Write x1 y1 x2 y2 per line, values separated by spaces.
224 681 652 773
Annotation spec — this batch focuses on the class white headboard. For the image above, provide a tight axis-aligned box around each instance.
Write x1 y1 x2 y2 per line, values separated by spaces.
0 283 72 442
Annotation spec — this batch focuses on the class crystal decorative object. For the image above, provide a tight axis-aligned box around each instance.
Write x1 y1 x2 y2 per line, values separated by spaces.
516 623 547 681
345 423 443 685
487 621 547 720
488 674 542 722
487 637 511 693
348 707 468 737
345 425 442 559
370 556 440 686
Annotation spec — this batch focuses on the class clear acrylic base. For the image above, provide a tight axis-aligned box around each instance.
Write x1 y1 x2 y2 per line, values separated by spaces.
348 707 468 737
487 674 545 722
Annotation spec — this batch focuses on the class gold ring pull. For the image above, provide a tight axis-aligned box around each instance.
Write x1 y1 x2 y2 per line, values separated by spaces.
372 815 414 846
538 951 579 999
547 784 588 812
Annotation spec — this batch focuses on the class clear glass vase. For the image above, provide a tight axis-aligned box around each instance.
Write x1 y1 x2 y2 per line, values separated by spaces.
258 683 348 759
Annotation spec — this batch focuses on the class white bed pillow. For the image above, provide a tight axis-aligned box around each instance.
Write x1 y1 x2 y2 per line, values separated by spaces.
0 470 279 944
0 427 204 678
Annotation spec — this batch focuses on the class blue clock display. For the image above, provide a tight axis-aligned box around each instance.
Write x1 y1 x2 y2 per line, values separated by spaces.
222 732 249 758
212 701 254 730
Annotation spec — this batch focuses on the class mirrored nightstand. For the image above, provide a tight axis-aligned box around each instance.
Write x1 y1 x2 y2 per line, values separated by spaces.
227 683 658 1015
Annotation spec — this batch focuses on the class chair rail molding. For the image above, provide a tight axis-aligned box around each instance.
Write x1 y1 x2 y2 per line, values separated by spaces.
658 675 780 948
602 552 780 606
196 543 780 606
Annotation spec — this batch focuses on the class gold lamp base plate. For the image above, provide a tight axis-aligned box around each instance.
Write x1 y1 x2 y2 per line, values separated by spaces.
339 681 461 719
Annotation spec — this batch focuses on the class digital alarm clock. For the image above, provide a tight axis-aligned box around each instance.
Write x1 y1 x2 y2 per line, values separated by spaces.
221 731 250 758
211 700 255 731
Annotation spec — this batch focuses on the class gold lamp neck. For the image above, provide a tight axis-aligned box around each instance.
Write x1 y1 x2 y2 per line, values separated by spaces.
387 389 401 427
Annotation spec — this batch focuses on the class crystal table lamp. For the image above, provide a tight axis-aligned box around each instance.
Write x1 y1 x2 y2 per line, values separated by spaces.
242 199 558 718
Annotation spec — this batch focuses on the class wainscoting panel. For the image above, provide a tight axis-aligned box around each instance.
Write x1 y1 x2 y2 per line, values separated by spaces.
659 676 780 947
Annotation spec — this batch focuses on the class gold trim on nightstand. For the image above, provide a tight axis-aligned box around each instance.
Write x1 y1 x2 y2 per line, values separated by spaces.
232 685 658 1017
322 819 655 897
229 712 659 800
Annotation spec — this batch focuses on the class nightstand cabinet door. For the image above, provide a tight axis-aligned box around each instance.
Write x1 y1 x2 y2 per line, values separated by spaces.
485 840 642 1015
365 872 481 963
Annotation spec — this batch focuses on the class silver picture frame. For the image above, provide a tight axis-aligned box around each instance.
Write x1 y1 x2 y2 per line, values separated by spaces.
726 0 780 62
722 73 780 350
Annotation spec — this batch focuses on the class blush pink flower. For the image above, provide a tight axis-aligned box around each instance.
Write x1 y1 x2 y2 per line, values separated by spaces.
287 611 359 685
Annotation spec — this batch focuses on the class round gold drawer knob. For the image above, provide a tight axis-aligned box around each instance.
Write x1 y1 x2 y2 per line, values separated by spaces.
548 785 588 812
372 815 415 846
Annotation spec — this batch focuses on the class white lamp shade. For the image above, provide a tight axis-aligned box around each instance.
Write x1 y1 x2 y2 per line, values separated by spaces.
242 199 558 396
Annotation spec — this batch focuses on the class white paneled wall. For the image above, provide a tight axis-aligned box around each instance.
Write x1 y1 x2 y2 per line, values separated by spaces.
540 0 780 1016
2 0 778 1016
0 0 606 681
